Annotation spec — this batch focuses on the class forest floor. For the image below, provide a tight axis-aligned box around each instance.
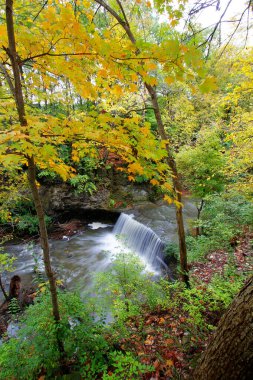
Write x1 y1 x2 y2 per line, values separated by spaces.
109 230 253 379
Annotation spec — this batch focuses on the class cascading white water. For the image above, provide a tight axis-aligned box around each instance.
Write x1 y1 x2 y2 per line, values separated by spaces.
113 213 165 271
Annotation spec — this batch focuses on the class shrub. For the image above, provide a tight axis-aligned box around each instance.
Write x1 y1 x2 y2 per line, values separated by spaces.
16 214 52 235
0 291 108 380
102 351 153 380
164 242 179 261
69 174 97 195
187 192 253 262
0 286 154 380
87 251 165 336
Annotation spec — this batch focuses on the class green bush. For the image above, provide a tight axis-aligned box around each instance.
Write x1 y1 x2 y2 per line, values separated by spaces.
87 251 165 335
201 193 253 235
2 198 52 235
69 174 97 195
164 242 179 261
0 286 154 380
208 262 246 308
0 291 108 380
102 351 153 380
16 214 52 235
37 169 59 182
186 235 216 262
187 192 253 261
0 251 247 379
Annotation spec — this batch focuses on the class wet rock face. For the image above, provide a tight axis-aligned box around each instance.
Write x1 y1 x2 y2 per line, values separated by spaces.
39 183 111 213
39 181 152 215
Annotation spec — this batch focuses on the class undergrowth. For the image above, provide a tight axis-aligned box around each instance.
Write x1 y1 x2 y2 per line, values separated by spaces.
0 249 248 379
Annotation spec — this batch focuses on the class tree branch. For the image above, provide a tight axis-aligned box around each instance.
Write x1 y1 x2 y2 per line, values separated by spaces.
198 0 233 57
218 4 252 58
22 51 98 64
116 0 129 27
33 0 48 22
0 62 15 97
94 0 137 44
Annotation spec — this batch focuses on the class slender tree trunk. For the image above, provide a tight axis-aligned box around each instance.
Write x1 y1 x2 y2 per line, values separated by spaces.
94 0 189 286
5 0 64 354
196 199 204 236
145 83 189 285
27 157 61 323
193 275 253 380
0 275 8 301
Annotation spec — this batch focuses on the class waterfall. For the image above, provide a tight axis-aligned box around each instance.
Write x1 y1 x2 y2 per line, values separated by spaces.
113 213 165 271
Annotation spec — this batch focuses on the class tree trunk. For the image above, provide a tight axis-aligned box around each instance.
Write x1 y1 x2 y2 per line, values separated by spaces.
94 0 189 286
27 157 61 323
0 275 8 301
196 199 204 236
193 275 253 380
145 83 189 286
5 0 64 354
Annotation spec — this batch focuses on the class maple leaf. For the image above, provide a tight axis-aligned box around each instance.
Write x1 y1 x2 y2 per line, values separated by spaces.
144 335 155 345
199 76 218 93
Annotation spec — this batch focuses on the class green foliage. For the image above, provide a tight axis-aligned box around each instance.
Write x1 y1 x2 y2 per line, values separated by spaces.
16 214 52 235
8 297 21 316
1 197 52 235
176 129 226 198
0 290 108 380
201 193 253 231
208 261 247 308
187 192 253 261
108 198 116 208
0 250 249 379
161 264 246 331
37 169 59 182
0 252 16 273
102 351 153 380
69 174 97 195
164 242 179 261
88 251 165 335
186 235 214 262
0 246 16 299
0 286 153 380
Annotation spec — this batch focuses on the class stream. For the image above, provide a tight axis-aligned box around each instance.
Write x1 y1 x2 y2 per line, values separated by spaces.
1 200 197 300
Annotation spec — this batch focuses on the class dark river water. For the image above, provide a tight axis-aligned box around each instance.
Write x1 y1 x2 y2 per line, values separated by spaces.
1 200 197 300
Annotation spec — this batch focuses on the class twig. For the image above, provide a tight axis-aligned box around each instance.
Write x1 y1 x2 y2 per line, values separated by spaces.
33 0 48 22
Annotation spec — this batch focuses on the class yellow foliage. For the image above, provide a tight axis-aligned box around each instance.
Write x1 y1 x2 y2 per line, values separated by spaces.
150 179 159 186
164 195 173 204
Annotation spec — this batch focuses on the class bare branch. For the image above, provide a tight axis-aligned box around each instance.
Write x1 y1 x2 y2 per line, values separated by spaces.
116 0 129 27
94 0 137 44
187 0 253 58
92 4 102 22
33 0 48 22
188 0 220 17
22 51 98 64
244 3 251 48
218 4 251 59
198 0 233 57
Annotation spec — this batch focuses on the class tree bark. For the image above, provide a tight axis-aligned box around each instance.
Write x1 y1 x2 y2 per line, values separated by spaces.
196 199 204 236
145 83 189 286
193 275 253 380
0 275 8 301
94 0 189 286
27 157 61 323
5 0 64 353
